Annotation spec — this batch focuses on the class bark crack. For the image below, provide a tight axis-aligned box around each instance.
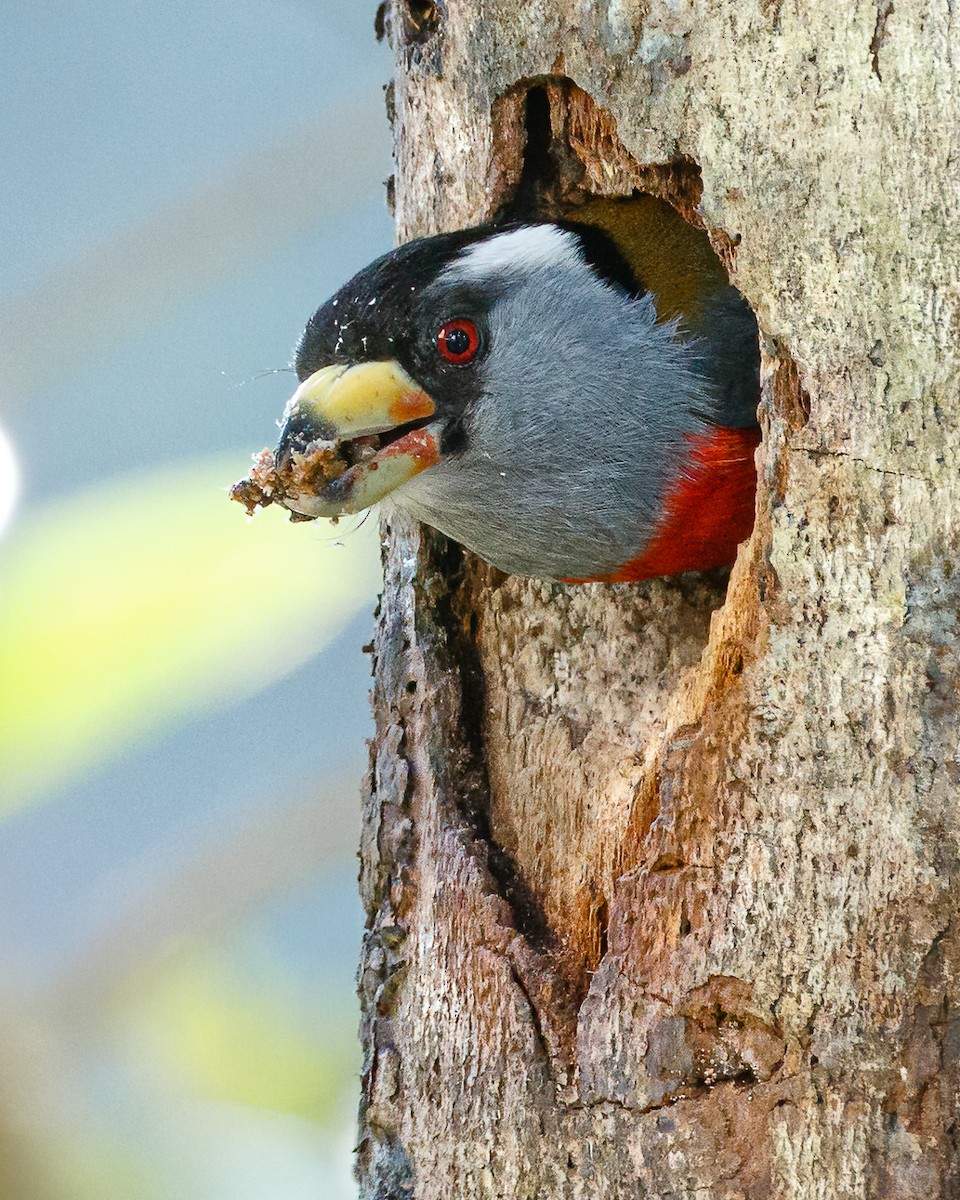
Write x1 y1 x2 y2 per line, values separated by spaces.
870 2 895 79
797 445 927 482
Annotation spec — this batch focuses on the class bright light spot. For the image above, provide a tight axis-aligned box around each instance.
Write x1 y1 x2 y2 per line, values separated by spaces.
0 425 19 539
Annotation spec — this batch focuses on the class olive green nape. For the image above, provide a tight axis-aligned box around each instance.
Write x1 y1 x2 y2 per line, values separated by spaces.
572 194 730 328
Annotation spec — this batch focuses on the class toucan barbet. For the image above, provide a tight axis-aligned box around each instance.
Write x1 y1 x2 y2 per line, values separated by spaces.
235 196 760 583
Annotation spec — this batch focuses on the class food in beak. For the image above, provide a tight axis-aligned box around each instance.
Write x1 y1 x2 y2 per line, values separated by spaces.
230 441 351 522
230 360 440 523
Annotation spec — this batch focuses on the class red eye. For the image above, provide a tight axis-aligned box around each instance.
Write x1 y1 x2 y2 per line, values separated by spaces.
435 318 480 365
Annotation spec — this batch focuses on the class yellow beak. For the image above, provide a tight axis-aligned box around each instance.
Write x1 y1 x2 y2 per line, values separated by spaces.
275 359 441 518
285 360 436 438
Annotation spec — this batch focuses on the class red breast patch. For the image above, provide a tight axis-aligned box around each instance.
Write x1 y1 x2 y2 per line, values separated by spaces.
568 425 760 584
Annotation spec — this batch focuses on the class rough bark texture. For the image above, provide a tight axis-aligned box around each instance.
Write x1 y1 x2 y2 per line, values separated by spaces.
357 2 960 1196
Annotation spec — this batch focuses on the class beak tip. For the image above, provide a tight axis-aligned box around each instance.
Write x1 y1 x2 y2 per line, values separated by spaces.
276 409 338 463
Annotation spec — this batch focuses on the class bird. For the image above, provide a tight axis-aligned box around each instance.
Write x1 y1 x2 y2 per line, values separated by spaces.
259 195 760 583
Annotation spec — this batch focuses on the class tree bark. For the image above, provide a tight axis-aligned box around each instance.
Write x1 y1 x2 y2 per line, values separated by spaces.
357 2 960 1196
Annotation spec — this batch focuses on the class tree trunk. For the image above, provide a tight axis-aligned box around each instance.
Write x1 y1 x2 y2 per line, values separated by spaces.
357 2 960 1196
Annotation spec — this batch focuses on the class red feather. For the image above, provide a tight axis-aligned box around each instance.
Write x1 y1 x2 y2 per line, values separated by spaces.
568 425 760 584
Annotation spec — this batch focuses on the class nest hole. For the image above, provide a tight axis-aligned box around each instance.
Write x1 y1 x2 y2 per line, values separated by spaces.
450 80 766 990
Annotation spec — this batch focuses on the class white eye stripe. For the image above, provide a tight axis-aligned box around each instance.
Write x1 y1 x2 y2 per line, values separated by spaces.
444 225 582 281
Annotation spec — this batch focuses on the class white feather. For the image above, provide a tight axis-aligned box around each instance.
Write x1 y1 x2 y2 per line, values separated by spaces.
445 225 583 282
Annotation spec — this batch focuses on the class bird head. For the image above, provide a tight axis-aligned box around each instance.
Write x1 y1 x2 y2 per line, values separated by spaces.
266 220 755 580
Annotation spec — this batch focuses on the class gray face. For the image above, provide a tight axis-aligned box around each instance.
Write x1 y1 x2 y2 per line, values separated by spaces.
387 226 714 580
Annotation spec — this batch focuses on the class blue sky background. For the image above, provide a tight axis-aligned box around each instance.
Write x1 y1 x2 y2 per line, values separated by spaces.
0 3 394 1196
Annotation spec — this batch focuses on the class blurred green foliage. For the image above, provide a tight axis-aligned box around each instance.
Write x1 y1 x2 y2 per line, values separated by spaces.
0 455 378 1199
127 942 359 1124
0 456 381 814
